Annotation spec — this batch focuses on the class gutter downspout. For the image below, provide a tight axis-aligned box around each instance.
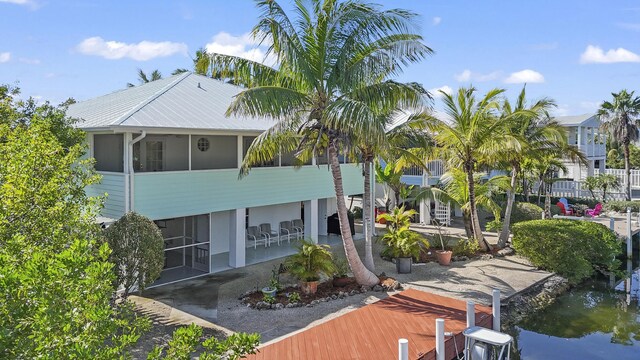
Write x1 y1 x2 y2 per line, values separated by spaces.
128 131 146 212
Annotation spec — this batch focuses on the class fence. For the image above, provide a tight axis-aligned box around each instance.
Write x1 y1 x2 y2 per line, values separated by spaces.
595 168 640 188
402 160 445 178
546 180 627 200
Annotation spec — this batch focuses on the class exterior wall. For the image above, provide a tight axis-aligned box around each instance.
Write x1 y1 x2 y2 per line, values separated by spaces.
133 164 364 220
87 172 127 219
249 202 301 237
210 211 231 255
191 135 237 170
135 135 189 172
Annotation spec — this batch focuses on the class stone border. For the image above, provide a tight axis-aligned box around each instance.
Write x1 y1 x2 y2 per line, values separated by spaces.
501 274 570 325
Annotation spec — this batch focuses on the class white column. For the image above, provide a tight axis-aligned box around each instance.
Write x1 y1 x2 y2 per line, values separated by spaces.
435 318 445 360
209 213 214 273
229 208 246 268
237 135 243 169
188 135 192 171
123 132 132 213
398 339 408 360
466 301 475 328
577 126 582 146
304 199 319 242
492 289 501 331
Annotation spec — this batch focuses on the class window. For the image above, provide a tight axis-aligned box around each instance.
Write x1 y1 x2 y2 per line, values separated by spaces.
146 141 164 172
197 137 210 152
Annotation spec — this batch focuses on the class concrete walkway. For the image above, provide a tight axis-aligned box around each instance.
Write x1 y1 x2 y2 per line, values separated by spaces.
133 238 551 343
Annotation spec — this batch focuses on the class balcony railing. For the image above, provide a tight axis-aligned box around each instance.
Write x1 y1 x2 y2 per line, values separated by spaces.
402 160 444 178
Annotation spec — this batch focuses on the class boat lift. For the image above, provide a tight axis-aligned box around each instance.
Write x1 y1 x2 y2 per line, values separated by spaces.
462 326 513 360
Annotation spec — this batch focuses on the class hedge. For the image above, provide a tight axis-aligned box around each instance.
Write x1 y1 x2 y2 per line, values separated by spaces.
510 202 544 224
602 201 640 213
512 219 621 283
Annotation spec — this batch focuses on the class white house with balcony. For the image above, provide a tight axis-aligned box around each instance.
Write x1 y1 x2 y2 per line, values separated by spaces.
67 72 364 285
554 114 606 180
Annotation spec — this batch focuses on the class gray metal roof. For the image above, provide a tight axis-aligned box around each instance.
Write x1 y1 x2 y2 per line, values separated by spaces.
553 114 598 126
66 72 276 132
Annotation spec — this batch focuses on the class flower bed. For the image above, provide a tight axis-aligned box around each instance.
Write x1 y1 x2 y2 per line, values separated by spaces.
240 276 401 310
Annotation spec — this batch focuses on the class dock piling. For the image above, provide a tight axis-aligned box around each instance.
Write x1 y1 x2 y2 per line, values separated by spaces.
627 208 632 258
466 301 475 328
492 289 500 331
435 318 445 360
610 217 615 231
398 338 408 360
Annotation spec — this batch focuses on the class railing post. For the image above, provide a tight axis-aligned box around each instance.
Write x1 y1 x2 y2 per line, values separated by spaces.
492 289 501 331
398 338 408 360
627 208 632 259
435 319 445 360
466 301 475 328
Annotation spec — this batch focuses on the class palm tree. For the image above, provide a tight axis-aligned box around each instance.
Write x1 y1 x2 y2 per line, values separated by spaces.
496 87 559 248
599 90 640 201
208 0 431 286
414 87 513 250
126 69 162 87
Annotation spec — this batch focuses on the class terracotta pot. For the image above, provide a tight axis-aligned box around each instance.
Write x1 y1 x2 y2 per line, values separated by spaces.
332 276 352 287
436 250 452 266
301 280 319 294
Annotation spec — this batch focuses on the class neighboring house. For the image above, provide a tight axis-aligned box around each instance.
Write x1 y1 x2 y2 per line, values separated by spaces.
554 114 606 180
67 72 363 285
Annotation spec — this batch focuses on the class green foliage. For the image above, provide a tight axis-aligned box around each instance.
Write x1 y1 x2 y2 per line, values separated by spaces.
486 219 502 232
0 112 147 358
510 202 544 225
352 206 363 219
103 212 165 297
512 220 621 283
265 265 281 291
452 238 481 257
287 292 301 303
584 174 621 202
603 201 640 213
333 258 350 278
262 294 276 304
285 239 336 282
378 206 429 258
148 324 260 360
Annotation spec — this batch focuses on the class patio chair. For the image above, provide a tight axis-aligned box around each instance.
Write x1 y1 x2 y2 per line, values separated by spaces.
585 203 603 217
259 223 279 246
291 219 304 238
279 221 293 244
556 201 574 216
246 225 268 249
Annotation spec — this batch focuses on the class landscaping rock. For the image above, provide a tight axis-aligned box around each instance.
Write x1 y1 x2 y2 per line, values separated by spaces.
255 301 271 310
380 278 401 291
496 247 515 257
349 290 358 296
331 294 338 300
306 304 313 308
273 303 284 310
452 255 469 262
480 254 494 260
373 285 383 292
310 300 320 305
285 303 296 309
360 286 368 293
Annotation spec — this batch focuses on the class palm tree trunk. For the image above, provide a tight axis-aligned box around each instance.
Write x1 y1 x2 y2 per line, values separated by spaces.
362 155 375 272
327 142 379 286
498 166 518 248
624 141 631 201
465 164 490 251
544 181 552 218
462 209 473 239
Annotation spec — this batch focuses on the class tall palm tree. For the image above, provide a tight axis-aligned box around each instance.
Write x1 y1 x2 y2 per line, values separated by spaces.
208 0 431 286
599 90 640 201
415 87 513 250
126 69 162 87
496 87 559 248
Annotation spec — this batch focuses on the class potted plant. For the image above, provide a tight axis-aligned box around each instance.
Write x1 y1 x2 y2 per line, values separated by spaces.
432 219 452 266
261 266 280 297
377 207 429 274
285 239 336 294
332 258 352 287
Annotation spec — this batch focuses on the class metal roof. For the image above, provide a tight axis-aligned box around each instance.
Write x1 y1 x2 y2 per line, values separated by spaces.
66 72 276 132
553 114 598 126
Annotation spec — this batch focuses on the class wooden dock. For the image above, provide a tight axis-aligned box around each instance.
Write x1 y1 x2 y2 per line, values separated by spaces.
245 289 492 360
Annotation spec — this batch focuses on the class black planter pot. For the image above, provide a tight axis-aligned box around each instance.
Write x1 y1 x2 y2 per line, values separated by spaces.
396 257 412 274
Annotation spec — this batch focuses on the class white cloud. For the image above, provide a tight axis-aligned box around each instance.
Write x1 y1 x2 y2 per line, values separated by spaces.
0 52 10 63
504 69 545 84
579 101 600 111
429 85 452 97
75 37 188 61
454 69 501 82
432 17 441 26
580 45 640 64
19 57 40 64
204 32 276 66
0 0 39 10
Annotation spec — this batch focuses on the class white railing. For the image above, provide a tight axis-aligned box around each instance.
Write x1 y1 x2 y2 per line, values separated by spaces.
544 180 627 200
597 168 640 188
402 160 445 178
577 143 606 158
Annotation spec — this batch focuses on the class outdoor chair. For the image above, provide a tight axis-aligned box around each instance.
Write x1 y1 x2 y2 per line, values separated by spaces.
556 201 574 216
291 219 304 238
259 223 279 246
585 203 603 217
246 225 268 249
279 221 293 244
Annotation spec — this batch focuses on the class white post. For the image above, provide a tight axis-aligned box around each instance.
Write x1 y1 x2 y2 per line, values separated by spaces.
304 199 319 242
541 211 545 220
627 208 633 258
435 318 445 360
610 217 615 231
229 208 246 268
237 135 243 169
188 135 192 171
398 338 408 360
492 289 501 331
466 301 475 328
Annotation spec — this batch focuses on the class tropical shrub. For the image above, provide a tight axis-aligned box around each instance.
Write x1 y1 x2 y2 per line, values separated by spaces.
603 200 640 213
147 324 260 360
512 220 621 283
486 219 502 232
510 202 544 224
378 207 429 258
452 238 481 257
287 292 301 303
285 239 335 282
103 212 165 297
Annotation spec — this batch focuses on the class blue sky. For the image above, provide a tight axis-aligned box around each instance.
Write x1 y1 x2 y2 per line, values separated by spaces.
1 0 639 116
